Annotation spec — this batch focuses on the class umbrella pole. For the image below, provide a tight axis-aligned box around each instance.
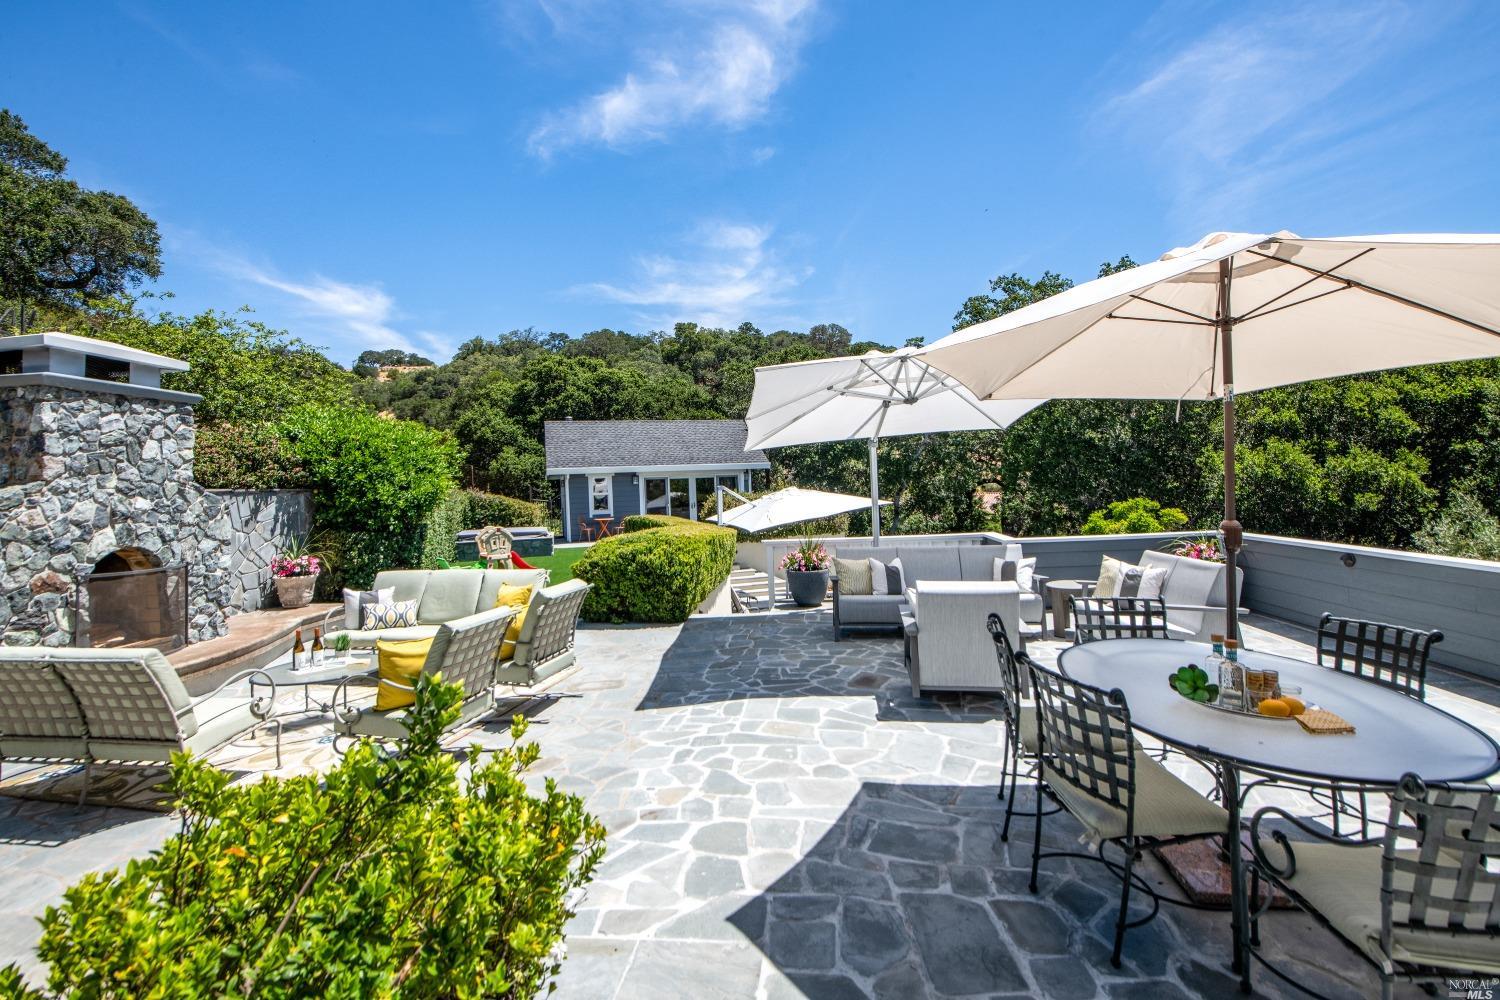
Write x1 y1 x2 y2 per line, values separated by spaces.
869 436 881 544
1217 258 1242 642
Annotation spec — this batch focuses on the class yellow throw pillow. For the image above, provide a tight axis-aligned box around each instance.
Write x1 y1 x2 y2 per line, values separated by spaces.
494 584 534 662
374 637 434 711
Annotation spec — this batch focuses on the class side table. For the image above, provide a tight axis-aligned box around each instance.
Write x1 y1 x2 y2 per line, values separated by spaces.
1045 580 1085 638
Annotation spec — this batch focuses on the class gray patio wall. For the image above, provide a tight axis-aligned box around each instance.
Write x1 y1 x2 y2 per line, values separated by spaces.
210 489 314 612
1005 530 1500 682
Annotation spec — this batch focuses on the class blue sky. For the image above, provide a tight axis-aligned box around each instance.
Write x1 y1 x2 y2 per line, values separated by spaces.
6 0 1499 363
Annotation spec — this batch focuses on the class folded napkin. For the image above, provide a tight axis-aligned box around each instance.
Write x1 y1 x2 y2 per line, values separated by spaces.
1296 708 1355 735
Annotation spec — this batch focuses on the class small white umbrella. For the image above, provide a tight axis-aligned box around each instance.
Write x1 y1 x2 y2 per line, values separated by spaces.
711 486 890 534
919 230 1500 639
744 348 1044 542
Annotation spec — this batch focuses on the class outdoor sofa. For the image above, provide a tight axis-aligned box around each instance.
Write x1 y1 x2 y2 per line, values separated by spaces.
332 578 593 746
328 567 550 647
0 646 279 802
829 543 1044 640
1075 550 1245 643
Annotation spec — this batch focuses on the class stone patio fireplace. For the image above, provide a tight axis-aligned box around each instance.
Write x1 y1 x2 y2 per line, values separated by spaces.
0 332 233 648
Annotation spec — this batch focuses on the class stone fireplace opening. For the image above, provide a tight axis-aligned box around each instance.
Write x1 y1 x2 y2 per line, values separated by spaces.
77 547 189 652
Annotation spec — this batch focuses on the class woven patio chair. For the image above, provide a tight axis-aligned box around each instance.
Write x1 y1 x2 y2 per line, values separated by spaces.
1025 660 1228 967
1314 613 1445 838
1317 612 1443 702
1070 596 1172 645
987 612 1044 843
1247 774 1500 999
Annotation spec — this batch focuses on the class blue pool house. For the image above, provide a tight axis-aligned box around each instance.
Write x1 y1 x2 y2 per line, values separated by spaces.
544 419 771 542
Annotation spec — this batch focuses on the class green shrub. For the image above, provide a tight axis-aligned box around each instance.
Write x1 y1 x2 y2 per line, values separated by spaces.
464 489 547 529
695 490 851 539
193 420 305 490
0 676 605 999
574 515 736 622
1414 488 1500 561
276 404 462 535
1079 497 1190 535
418 488 468 568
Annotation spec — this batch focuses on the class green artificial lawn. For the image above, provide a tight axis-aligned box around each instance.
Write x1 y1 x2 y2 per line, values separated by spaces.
524 546 590 583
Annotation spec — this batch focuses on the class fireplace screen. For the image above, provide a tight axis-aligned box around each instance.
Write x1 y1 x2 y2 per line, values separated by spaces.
76 563 189 652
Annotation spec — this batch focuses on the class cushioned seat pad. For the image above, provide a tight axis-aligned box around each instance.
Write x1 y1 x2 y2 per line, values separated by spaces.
1261 840 1500 974
1043 752 1227 841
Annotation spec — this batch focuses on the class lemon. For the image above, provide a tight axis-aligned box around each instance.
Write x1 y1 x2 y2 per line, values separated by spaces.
1257 698 1292 718
1281 696 1306 716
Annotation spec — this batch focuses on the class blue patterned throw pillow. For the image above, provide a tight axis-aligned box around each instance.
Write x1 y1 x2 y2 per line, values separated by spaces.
362 599 419 630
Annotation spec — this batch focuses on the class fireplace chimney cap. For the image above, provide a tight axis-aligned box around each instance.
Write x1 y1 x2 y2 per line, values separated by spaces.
0 331 200 403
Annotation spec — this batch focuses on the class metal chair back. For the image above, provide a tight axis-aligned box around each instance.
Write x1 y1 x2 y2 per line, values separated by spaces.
1382 775 1500 957
1071 596 1171 644
1317 613 1442 701
1027 661 1139 838
986 612 1028 730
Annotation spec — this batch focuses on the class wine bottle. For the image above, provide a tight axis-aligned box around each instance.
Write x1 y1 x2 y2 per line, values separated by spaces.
311 627 325 667
292 627 306 671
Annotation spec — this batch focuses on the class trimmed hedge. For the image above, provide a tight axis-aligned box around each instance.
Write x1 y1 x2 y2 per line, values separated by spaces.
463 489 547 530
574 515 736 623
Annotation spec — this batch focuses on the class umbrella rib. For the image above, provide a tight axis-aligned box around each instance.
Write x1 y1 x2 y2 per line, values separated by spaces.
1120 294 1215 324
1235 248 1375 322
1236 284 1353 323
1104 314 1218 326
1244 250 1500 341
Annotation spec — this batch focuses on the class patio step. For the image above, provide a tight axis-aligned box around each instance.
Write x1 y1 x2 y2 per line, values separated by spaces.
168 603 343 696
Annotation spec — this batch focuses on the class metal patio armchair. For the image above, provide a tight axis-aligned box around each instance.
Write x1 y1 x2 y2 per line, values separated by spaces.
1025 660 1228 967
1247 774 1500 999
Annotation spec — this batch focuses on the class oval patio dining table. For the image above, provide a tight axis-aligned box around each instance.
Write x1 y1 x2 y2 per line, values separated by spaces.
1057 638 1500 991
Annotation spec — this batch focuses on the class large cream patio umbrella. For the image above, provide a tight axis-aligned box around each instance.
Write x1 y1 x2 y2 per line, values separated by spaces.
918 231 1500 639
743 347 1044 542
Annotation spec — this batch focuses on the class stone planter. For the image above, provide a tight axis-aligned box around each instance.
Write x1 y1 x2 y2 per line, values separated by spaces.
785 569 830 607
274 574 319 609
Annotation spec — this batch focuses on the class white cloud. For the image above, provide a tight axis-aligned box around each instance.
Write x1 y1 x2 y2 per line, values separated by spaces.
1097 1 1443 223
173 231 437 358
578 220 809 326
527 0 816 157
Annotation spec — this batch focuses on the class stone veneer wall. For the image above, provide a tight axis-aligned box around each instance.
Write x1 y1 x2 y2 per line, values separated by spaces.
0 384 234 646
212 489 314 612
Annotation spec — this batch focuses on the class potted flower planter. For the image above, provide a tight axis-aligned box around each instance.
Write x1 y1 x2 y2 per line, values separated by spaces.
275 574 319 609
271 548 324 610
785 568 830 607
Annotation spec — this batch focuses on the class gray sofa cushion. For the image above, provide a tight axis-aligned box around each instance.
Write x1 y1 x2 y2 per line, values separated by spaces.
416 571 486 624
895 548 962 584
837 594 905 624
957 544 1020 581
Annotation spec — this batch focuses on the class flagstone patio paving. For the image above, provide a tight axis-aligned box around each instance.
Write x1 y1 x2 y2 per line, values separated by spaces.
3 609 1496 997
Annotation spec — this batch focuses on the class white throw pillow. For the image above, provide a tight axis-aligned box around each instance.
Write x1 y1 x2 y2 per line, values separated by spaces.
1112 564 1168 599
344 586 393 631
1015 557 1036 592
992 557 1036 590
869 558 889 596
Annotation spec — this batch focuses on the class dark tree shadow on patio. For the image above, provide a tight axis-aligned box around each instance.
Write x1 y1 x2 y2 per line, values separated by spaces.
635 612 1005 723
724 779 1376 999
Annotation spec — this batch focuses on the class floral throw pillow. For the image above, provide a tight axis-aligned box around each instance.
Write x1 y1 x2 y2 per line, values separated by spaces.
362 599 419 630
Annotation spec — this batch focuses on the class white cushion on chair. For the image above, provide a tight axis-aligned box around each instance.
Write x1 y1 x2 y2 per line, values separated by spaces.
1259 840 1500 974
1043 752 1227 841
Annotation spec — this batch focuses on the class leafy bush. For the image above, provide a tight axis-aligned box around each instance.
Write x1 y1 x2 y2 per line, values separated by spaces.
575 515 736 622
321 491 468 592
464 489 547 529
277 404 462 534
1079 497 1190 535
418 488 468 568
695 489 851 539
1414 489 1500 561
0 676 604 999
193 420 305 490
